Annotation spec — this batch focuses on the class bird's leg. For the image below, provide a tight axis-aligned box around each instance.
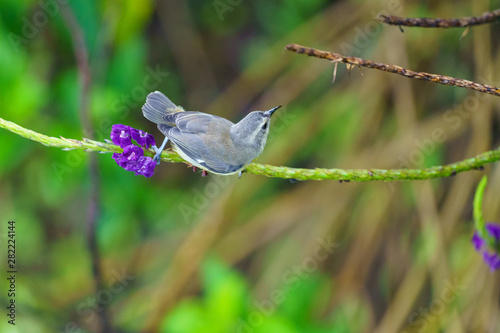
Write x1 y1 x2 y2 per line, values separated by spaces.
238 171 242 178
193 166 197 172
202 170 208 177
153 136 169 164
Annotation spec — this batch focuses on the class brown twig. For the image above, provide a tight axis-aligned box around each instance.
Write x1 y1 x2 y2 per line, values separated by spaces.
61 6 112 333
285 43 500 98
378 9 500 28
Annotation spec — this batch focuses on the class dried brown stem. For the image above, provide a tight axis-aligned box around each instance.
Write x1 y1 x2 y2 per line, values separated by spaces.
378 9 500 28
61 5 112 333
285 43 500 97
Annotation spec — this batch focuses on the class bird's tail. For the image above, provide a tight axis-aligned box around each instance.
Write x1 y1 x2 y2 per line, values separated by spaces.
142 91 182 124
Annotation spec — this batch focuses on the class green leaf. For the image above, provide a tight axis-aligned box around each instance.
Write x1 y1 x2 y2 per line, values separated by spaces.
160 300 207 333
203 256 247 329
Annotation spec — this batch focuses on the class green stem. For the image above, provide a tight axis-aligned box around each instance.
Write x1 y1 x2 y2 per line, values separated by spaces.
472 176 499 251
1 117 499 182
473 176 488 234
0 117 183 162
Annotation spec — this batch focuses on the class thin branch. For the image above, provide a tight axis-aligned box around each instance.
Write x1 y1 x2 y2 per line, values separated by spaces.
2 117 498 182
378 9 500 28
285 43 500 98
0 117 183 161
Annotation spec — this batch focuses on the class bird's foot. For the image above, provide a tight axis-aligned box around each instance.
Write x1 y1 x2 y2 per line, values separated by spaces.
153 137 169 165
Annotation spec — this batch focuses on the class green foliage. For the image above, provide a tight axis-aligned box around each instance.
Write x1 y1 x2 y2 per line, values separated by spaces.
1 1 499 332
161 257 248 333
161 257 347 333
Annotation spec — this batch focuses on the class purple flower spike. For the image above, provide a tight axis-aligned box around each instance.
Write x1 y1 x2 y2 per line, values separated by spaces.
471 222 500 272
111 124 132 148
111 125 157 177
131 128 156 149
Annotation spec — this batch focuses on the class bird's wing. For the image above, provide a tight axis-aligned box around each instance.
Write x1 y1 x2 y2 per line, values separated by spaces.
161 112 212 133
157 113 243 174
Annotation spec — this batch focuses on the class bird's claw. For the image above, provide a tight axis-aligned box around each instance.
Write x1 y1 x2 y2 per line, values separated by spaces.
153 152 162 164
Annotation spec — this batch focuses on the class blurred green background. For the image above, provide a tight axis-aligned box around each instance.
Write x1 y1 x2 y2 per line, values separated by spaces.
1 0 499 332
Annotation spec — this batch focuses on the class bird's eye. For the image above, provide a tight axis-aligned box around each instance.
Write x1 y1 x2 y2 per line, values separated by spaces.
262 122 268 130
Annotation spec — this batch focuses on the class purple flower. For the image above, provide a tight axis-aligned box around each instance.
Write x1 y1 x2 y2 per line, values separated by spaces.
131 128 156 149
111 124 132 147
110 125 157 177
134 156 156 178
471 222 500 272
112 144 156 178
486 223 500 240
483 252 500 271
113 145 143 168
471 233 484 251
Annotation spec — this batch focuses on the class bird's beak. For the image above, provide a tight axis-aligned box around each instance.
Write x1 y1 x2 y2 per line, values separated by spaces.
264 105 281 118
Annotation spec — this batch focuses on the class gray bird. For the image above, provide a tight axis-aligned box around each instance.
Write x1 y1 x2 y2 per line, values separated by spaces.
142 91 281 176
